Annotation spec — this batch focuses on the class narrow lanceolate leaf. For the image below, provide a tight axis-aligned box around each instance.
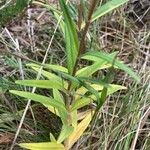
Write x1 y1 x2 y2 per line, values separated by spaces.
57 125 74 143
71 97 92 111
53 89 68 125
50 133 57 142
84 51 140 82
29 66 67 89
9 90 67 113
67 112 93 149
26 63 68 73
27 63 80 85
80 81 100 101
30 67 63 82
71 110 78 128
81 51 118 62
19 142 65 150
90 84 127 100
106 84 127 95
77 52 118 77
75 83 104 100
76 61 110 77
54 12 65 34
92 0 129 22
59 0 79 74
53 89 65 105
47 106 60 116
33 1 61 15
15 80 65 91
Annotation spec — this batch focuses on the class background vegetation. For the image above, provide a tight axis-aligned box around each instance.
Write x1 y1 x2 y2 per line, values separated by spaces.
0 0 149 149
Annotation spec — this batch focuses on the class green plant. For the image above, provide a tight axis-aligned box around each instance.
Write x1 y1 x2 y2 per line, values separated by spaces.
9 0 140 149
0 0 30 26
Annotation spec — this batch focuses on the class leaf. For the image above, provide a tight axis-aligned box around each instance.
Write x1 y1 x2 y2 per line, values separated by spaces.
29 66 68 89
43 64 68 73
47 106 59 116
53 89 65 105
79 81 100 101
26 63 68 73
76 61 110 77
59 0 79 74
76 52 118 77
84 51 140 82
57 125 74 143
50 133 57 142
71 110 78 128
15 80 65 91
92 0 129 22
90 84 127 100
57 71 80 86
78 77 109 88
27 63 80 86
75 84 103 100
106 84 127 95
53 89 68 125
30 66 63 81
75 83 126 101
54 12 65 34
19 142 65 150
81 51 118 62
33 1 61 15
9 90 67 113
67 112 93 149
71 97 92 111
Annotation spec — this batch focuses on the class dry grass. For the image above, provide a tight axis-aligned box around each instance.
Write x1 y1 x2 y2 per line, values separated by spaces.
0 0 149 149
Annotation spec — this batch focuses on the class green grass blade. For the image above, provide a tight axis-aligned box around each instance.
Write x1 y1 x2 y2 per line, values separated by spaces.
59 0 79 74
83 51 140 82
92 0 129 22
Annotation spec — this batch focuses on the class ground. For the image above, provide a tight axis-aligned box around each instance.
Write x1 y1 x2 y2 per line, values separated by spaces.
0 0 149 149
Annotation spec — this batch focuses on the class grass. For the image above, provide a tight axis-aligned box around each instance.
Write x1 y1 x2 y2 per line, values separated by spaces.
0 0 149 149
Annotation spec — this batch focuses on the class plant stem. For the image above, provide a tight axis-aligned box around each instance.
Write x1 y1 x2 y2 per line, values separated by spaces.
77 0 83 31
64 1 98 148
72 0 98 77
67 0 98 94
